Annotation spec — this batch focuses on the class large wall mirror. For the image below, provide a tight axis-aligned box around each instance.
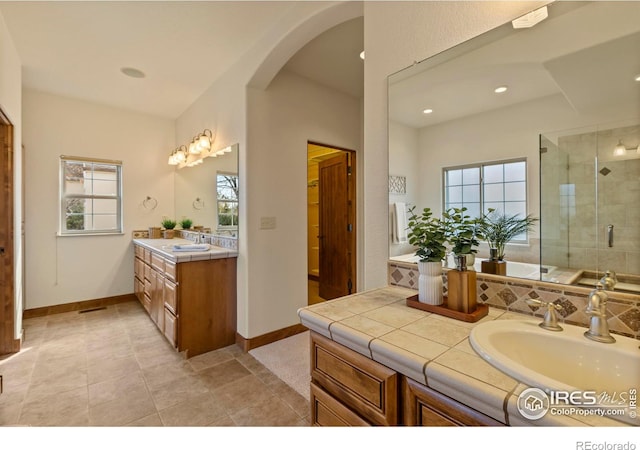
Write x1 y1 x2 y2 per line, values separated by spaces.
175 143 239 238
388 2 640 292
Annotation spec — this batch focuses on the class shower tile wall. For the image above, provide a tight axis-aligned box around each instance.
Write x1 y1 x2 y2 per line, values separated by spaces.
556 125 640 276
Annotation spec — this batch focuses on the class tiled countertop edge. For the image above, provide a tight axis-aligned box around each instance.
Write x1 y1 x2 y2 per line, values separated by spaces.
133 238 238 262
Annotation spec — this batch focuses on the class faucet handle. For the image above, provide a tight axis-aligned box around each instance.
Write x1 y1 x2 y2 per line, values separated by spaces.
526 298 563 331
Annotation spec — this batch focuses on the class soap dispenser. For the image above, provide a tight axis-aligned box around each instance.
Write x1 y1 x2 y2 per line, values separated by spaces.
447 255 477 314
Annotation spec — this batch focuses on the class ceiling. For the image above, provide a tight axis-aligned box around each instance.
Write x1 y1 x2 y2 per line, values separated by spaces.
389 2 640 130
0 1 364 119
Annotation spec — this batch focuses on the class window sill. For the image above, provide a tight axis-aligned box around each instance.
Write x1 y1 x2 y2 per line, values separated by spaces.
57 232 125 237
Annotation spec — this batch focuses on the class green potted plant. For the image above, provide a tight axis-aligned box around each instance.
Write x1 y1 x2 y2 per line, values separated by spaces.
179 218 193 230
407 206 447 305
442 207 481 269
161 218 177 239
477 209 538 274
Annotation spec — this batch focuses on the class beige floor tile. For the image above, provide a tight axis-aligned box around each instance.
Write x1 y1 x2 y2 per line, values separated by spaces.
88 371 149 407
158 392 227 426
197 359 252 391
211 374 275 414
19 386 89 426
149 374 210 411
230 395 302 426
89 388 156 426
8 300 309 427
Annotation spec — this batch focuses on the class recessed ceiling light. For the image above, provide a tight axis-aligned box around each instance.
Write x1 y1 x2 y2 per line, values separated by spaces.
494 86 508 94
422 108 433 114
359 51 365 60
120 67 145 79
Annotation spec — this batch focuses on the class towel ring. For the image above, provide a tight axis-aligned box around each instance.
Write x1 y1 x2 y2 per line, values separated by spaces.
193 198 205 210
142 196 158 210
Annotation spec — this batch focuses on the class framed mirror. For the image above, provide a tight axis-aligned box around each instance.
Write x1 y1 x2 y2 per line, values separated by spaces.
174 143 239 238
388 1 640 289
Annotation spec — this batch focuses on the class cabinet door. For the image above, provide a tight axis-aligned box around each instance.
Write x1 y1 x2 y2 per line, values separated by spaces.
402 377 504 426
164 278 178 315
164 308 177 348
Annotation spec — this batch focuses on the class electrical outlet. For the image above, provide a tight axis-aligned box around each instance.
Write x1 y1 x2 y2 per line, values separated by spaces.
260 216 276 230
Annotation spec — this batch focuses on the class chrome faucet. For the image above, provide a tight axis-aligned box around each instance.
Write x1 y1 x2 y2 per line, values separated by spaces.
526 298 563 331
599 270 617 290
584 282 616 343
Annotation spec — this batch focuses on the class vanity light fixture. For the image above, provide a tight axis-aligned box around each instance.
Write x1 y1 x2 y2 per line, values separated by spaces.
360 51 365 60
422 108 433 114
168 128 215 167
613 139 639 156
635 74 640 82
494 86 508 94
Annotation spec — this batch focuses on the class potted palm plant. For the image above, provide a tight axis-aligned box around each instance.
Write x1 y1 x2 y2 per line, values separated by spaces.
442 207 481 270
407 206 447 305
477 209 538 275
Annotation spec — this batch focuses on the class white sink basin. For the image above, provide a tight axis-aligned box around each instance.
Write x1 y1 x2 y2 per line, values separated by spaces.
470 319 639 392
470 319 639 424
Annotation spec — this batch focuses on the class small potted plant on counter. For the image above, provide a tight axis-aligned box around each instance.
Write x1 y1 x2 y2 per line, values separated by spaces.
407 206 447 305
161 218 177 239
477 209 538 275
442 207 481 270
180 218 193 230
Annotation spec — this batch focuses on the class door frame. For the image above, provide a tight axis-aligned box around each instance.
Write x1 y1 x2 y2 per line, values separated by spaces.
0 107 17 355
307 141 357 301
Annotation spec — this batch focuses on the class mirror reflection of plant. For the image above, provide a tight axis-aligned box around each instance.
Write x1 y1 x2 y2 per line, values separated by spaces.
442 207 482 256
477 209 538 260
406 206 448 263
179 218 192 229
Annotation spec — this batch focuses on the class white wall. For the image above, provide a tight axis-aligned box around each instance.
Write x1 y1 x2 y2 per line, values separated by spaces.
363 1 548 285
246 69 361 337
0 10 22 339
23 90 175 309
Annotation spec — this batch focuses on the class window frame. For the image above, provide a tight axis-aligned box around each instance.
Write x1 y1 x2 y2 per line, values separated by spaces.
442 157 529 243
59 156 123 236
216 171 239 231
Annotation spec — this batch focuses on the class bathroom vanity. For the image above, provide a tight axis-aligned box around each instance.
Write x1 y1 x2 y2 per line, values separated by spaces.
298 286 633 427
133 238 237 358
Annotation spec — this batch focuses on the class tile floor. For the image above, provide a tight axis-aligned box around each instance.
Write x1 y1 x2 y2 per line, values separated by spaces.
0 300 310 426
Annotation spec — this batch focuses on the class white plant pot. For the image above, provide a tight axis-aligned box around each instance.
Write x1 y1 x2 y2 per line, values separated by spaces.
418 261 443 305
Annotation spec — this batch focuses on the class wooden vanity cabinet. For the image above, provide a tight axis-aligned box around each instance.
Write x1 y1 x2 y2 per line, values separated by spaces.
133 243 236 358
309 330 505 427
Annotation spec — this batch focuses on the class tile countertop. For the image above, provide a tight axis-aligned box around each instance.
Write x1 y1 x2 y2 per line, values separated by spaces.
133 238 238 263
297 286 631 427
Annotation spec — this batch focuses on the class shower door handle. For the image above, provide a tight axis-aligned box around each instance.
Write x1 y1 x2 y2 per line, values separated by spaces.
607 225 614 248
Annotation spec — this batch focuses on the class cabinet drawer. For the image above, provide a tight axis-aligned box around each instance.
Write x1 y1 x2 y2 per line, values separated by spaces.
311 382 370 426
144 262 151 281
164 308 177 348
164 260 176 282
144 278 152 298
311 331 398 426
402 377 504 426
134 245 144 259
134 257 144 280
164 279 178 315
134 277 144 301
142 293 151 313
151 253 165 273
143 248 152 265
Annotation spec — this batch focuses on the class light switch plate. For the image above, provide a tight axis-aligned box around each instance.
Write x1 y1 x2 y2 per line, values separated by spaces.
260 216 276 230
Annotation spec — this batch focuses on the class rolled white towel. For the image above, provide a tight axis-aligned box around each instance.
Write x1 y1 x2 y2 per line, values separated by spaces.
172 244 210 252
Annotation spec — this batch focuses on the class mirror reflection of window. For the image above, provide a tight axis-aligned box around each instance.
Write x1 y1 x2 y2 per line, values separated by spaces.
443 159 528 241
216 172 239 232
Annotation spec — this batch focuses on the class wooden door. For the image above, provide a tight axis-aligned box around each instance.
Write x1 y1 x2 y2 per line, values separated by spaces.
0 112 16 355
318 152 355 300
